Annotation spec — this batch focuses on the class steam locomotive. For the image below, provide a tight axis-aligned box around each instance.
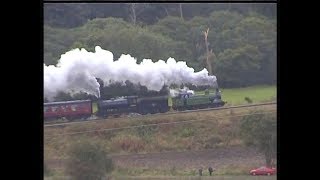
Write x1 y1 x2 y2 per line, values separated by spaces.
44 88 225 121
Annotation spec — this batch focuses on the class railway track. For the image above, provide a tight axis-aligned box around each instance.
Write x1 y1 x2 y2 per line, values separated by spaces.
44 101 276 127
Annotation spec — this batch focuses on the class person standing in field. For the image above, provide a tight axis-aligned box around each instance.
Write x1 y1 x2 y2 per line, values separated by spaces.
198 167 203 176
208 166 214 176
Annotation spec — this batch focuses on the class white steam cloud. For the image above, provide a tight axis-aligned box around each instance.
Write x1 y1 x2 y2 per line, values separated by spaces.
44 46 217 101
169 87 195 97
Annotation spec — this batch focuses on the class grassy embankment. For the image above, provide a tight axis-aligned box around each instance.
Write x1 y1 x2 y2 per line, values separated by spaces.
44 85 277 177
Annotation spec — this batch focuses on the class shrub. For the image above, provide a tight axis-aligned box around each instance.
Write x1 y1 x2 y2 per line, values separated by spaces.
244 97 253 103
180 127 195 138
111 134 145 153
65 139 113 180
240 111 276 167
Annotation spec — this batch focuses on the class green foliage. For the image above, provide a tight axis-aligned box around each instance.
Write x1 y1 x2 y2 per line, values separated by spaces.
53 91 96 102
240 111 276 167
136 125 158 140
244 97 253 103
44 3 276 28
208 11 244 33
151 16 190 42
53 91 73 101
173 126 196 138
44 26 81 65
44 6 276 88
216 44 263 87
65 139 114 180
73 18 179 62
180 127 195 138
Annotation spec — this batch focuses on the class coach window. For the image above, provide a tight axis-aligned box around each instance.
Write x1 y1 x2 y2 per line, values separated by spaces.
71 105 77 111
51 106 57 112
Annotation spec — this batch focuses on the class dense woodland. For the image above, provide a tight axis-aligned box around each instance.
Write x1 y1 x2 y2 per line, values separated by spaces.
44 3 276 101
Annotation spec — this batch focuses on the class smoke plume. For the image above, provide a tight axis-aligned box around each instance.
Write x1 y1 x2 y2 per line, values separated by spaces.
169 87 195 97
44 46 217 101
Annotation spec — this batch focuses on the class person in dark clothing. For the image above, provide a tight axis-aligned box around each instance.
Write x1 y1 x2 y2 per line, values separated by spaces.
198 168 203 176
208 167 213 176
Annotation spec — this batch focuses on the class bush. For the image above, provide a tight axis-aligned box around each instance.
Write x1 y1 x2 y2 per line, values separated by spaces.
240 111 276 167
65 139 113 180
180 127 195 138
111 134 145 153
244 97 253 103
136 125 158 139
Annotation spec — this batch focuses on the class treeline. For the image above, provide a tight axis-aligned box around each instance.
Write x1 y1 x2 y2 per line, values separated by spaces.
44 3 276 28
44 4 276 101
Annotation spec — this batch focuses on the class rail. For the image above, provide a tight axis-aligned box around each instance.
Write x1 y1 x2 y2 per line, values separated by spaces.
44 101 276 128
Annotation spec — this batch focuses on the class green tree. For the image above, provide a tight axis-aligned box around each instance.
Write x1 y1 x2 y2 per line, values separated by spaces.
44 3 276 28
43 52 56 66
215 44 263 87
151 16 190 42
44 8 276 89
44 25 79 65
240 111 276 167
66 139 114 180
73 17 180 62
233 15 276 84
53 91 97 102
54 91 73 101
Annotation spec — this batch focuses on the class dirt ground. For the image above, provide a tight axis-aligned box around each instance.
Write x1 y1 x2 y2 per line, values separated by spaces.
112 146 264 169
47 146 265 171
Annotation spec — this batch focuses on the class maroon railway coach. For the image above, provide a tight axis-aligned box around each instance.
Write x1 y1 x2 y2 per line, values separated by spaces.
44 100 92 120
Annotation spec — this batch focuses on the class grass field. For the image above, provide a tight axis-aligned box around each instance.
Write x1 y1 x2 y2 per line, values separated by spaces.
195 85 276 105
